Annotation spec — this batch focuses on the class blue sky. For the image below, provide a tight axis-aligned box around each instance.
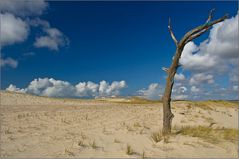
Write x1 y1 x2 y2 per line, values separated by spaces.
1 1 238 100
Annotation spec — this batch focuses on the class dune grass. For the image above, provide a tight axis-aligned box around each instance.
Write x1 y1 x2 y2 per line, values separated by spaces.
89 140 98 149
126 144 135 155
126 97 161 104
175 126 238 144
187 101 238 110
151 131 163 143
97 96 161 104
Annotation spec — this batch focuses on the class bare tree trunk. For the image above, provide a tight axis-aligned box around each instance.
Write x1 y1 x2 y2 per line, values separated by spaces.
162 10 228 135
162 48 181 134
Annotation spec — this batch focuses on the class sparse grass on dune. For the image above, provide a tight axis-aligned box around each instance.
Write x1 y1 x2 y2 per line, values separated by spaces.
1 90 238 158
96 96 161 104
174 125 238 144
2 90 237 106
196 101 237 109
127 97 161 104
183 100 238 111
185 102 213 110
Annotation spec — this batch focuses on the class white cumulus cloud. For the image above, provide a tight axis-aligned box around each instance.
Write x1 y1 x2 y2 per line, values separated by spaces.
34 28 69 51
232 85 239 92
173 95 188 100
98 80 127 97
1 0 68 53
0 57 18 68
180 12 239 73
138 83 162 100
174 73 185 81
189 73 214 85
0 13 29 46
75 81 99 97
191 86 200 93
0 0 48 17
6 84 25 93
6 78 127 98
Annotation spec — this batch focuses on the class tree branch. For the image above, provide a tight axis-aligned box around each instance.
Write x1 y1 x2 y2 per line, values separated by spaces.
206 8 215 24
180 14 228 46
162 67 169 73
168 18 178 46
185 28 208 43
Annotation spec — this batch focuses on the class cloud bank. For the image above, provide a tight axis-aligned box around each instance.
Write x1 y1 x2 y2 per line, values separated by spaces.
6 78 127 98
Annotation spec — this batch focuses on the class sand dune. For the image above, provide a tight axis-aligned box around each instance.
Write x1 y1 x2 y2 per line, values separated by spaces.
0 91 238 158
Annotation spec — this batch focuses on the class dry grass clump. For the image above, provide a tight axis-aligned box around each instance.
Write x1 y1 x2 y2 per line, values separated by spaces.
78 140 86 147
222 128 239 141
141 151 145 159
176 126 238 144
4 128 13 134
126 144 134 155
133 122 142 127
65 148 74 156
151 131 163 143
114 138 121 143
89 140 98 149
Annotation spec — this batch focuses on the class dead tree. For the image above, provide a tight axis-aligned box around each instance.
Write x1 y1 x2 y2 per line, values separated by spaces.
162 9 228 135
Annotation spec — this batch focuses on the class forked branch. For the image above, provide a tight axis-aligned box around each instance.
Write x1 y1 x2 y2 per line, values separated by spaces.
186 28 208 43
168 18 178 46
206 8 215 23
180 12 228 46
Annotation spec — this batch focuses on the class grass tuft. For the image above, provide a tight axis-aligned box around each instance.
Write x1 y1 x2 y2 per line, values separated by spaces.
151 131 163 143
141 151 145 159
89 140 97 149
126 144 134 155
78 140 85 147
114 138 121 143
65 148 74 156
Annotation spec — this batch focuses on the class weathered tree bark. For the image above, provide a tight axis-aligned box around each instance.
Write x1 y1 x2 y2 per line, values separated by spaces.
162 10 228 135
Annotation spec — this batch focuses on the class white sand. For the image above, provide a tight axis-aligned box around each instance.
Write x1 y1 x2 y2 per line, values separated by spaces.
0 91 238 158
